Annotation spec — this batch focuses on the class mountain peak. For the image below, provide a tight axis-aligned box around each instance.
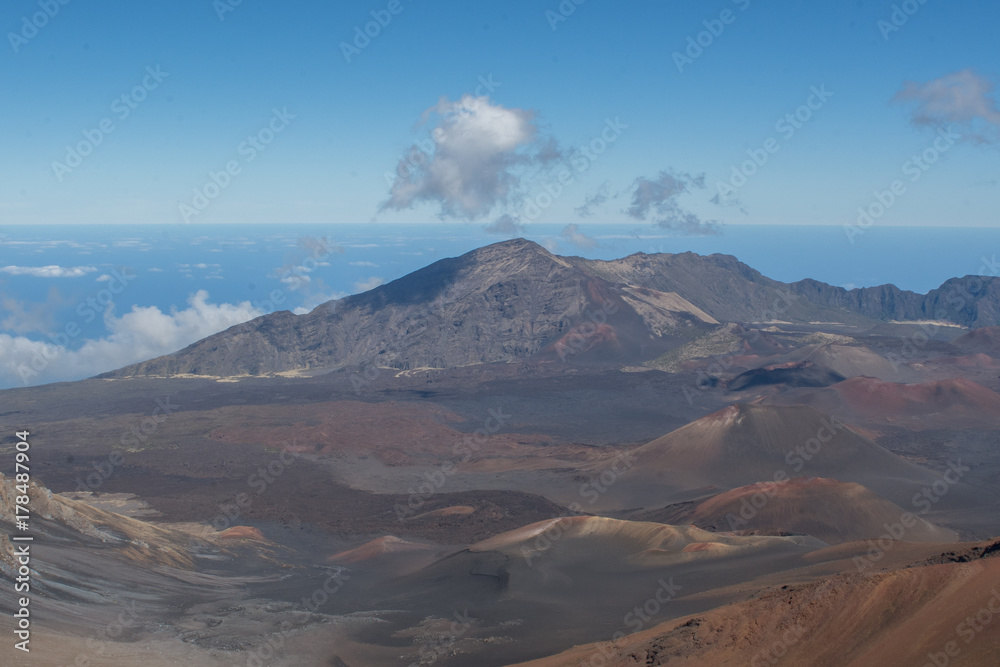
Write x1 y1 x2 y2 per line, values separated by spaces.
464 237 558 264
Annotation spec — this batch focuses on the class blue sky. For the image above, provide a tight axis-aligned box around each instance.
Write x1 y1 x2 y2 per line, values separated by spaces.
1 1 999 387
2 0 998 228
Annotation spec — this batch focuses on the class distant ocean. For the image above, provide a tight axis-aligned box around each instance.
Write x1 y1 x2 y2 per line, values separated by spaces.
0 223 997 357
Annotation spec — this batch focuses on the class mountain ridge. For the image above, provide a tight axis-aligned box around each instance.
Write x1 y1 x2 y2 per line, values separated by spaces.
100 239 999 379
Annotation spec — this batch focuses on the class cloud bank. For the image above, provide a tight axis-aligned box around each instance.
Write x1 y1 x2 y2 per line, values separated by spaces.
560 224 599 249
484 213 526 236
625 170 721 235
895 69 1000 144
381 95 561 220
0 291 263 388
1 265 97 278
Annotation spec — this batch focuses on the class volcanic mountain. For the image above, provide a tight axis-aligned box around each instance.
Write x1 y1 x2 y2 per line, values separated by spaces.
953 325 1000 356
648 322 787 372
598 403 947 509
101 240 1000 379
514 553 1000 667
103 239 719 377
334 516 822 667
668 477 957 545
772 376 1000 430
754 342 915 382
726 360 846 391
464 516 822 573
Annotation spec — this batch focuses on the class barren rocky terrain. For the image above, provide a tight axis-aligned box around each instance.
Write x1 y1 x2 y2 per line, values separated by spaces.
4 241 1000 665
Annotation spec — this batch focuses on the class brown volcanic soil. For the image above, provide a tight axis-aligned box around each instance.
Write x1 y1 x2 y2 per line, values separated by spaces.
773 376 1000 430
600 403 943 510
676 477 957 545
954 326 1000 355
759 342 916 381
513 556 1000 667
329 535 434 563
726 360 846 390
218 526 267 541
338 516 824 667
204 399 596 470
927 352 1000 369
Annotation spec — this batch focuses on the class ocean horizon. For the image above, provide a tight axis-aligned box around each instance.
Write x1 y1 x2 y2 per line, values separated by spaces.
1 222 996 388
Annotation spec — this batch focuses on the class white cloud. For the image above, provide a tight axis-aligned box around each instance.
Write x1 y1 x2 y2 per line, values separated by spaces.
625 170 722 236
1 294 64 335
1 265 97 278
96 274 112 282
0 291 263 388
292 289 349 315
575 183 611 218
895 69 1000 144
354 277 385 293
484 213 525 236
381 95 561 220
350 261 379 267
148 268 164 272
560 224 598 248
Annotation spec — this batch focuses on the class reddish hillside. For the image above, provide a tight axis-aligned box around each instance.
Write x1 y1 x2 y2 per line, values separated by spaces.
926 352 1000 369
611 404 940 508
954 326 1000 355
217 526 267 541
329 536 434 564
688 477 956 545
760 343 913 381
777 376 1000 429
513 555 1000 667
